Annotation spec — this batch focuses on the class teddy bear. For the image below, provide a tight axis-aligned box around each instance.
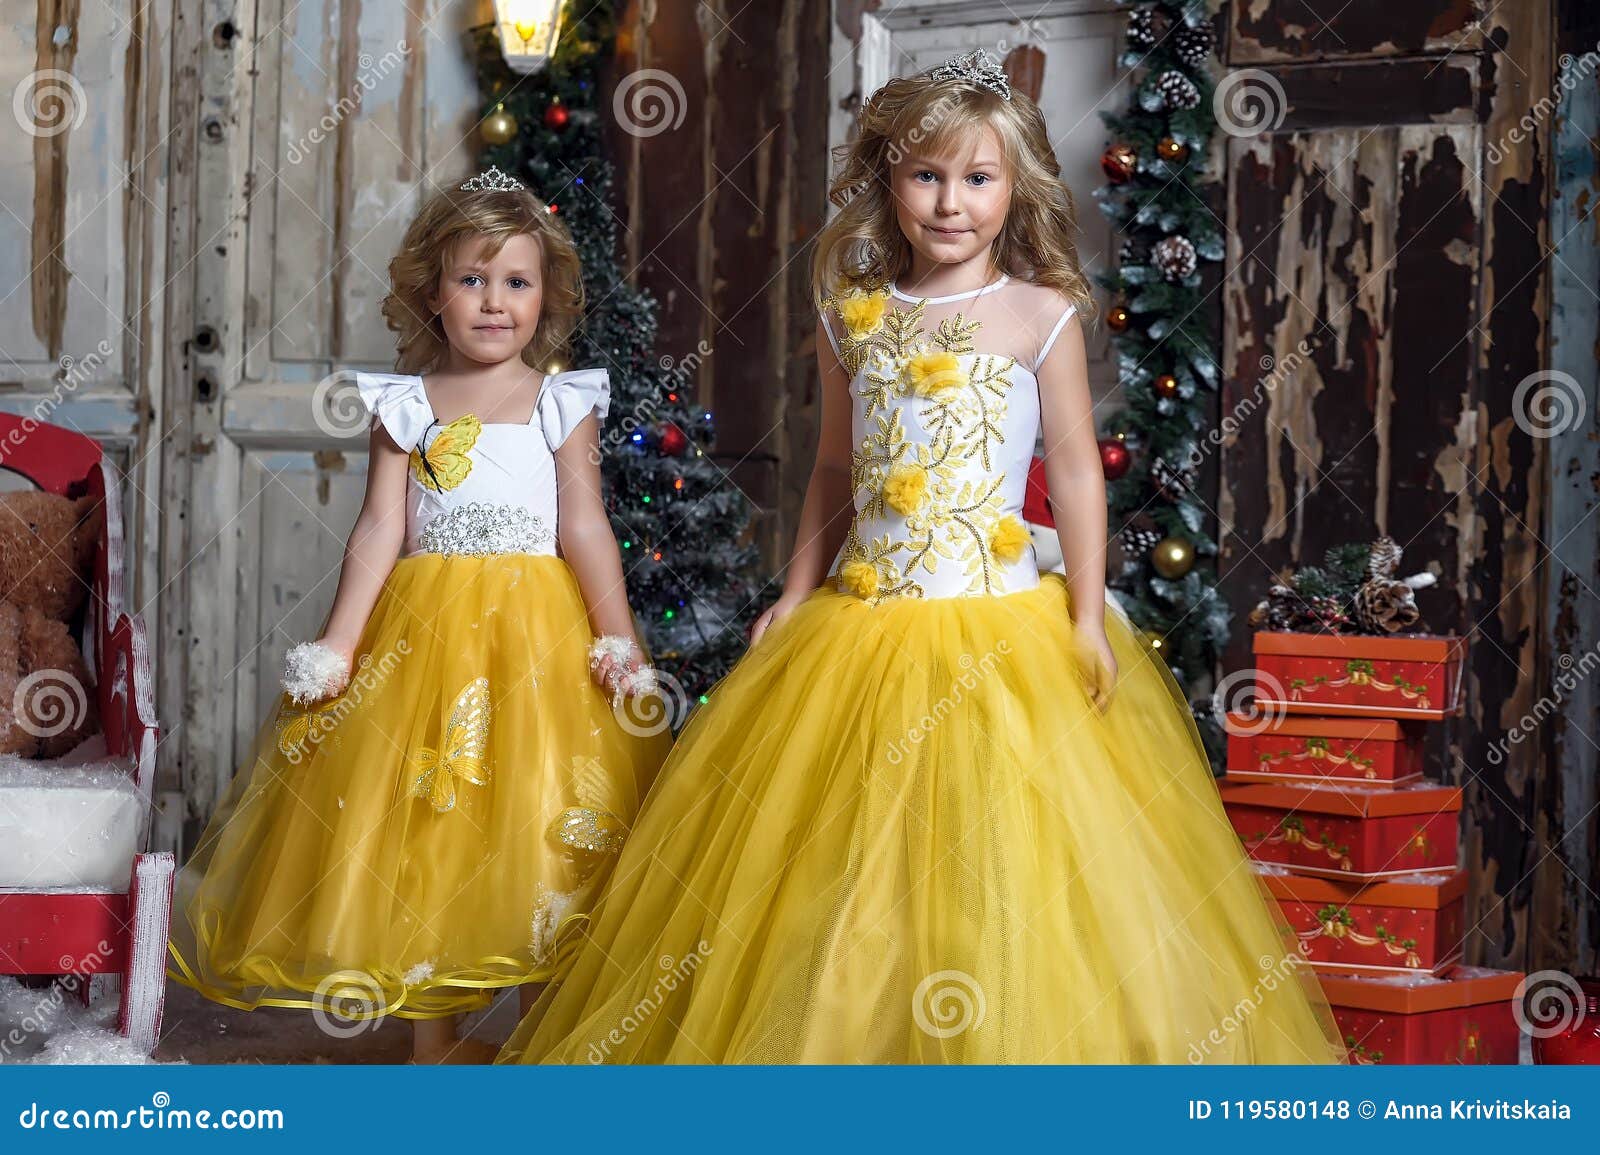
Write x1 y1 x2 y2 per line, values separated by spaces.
0 490 103 757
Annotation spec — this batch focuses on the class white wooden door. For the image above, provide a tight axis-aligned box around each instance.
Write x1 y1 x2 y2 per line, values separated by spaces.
829 0 1127 408
0 1 173 608
162 0 480 847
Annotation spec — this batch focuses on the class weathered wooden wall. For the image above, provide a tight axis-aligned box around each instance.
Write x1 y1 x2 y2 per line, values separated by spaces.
1539 0 1600 980
1220 0 1596 976
606 0 833 567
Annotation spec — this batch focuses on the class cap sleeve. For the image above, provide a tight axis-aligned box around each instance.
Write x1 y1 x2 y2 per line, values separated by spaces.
354 372 432 451
537 367 611 450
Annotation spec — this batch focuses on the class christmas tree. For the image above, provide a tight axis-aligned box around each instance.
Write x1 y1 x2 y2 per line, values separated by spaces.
1093 0 1229 761
473 2 767 718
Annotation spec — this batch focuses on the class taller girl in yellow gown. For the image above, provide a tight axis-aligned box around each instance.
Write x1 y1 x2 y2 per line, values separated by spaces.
499 51 1345 1064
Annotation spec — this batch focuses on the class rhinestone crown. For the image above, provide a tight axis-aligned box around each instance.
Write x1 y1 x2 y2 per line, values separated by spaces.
459 166 525 192
926 48 1012 101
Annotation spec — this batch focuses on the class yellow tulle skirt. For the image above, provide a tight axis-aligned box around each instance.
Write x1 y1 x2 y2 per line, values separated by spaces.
498 573 1346 1063
168 553 671 1020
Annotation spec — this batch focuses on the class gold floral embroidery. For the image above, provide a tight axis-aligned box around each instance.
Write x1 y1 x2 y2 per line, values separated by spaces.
411 676 491 813
838 289 888 339
822 290 1022 603
410 414 481 492
990 514 1031 564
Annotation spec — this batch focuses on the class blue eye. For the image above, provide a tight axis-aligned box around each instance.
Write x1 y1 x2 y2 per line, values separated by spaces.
968 173 991 187
460 274 483 287
914 170 938 183
507 277 529 290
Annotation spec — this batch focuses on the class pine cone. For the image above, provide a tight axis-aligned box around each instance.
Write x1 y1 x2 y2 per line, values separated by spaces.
1156 70 1201 111
1354 578 1420 634
1127 6 1161 50
1366 534 1402 580
1153 234 1198 281
1173 23 1216 67
1249 583 1300 632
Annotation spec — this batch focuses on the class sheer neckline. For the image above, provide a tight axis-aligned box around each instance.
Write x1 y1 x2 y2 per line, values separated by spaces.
417 372 549 428
889 273 1010 305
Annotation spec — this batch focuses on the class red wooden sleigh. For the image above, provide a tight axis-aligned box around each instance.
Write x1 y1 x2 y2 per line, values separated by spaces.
0 413 172 1054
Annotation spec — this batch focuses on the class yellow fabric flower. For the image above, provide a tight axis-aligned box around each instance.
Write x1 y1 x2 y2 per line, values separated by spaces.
904 351 966 397
838 292 887 338
989 514 1031 564
882 465 928 516
839 560 881 600
410 413 481 492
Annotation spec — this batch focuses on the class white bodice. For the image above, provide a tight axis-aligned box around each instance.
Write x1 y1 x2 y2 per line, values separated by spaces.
820 276 1076 605
355 368 609 557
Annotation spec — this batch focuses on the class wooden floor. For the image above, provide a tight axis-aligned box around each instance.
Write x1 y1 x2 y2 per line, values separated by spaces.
154 981 527 1065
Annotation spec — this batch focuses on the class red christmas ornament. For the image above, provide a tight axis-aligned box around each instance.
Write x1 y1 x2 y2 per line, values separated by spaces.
659 423 688 456
543 100 570 131
1101 143 1137 184
1106 305 1131 333
1099 437 1131 481
1154 374 1179 398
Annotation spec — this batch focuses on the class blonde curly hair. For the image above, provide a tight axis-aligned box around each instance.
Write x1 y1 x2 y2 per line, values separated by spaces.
812 71 1096 323
381 184 584 374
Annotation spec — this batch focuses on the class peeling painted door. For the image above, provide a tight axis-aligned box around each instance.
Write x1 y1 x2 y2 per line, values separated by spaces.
161 0 478 848
0 2 170 604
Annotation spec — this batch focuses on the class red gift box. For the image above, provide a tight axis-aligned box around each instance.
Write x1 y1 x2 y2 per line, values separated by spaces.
1252 632 1466 720
1226 714 1424 786
1256 867 1465 976
1320 965 1525 1064
1219 779 1461 879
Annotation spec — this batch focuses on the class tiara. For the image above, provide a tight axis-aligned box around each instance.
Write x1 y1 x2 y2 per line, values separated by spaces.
459 166 524 192
925 48 1012 101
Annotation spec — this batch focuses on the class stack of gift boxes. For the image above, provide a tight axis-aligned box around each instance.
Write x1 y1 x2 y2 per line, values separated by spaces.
1217 631 1527 1065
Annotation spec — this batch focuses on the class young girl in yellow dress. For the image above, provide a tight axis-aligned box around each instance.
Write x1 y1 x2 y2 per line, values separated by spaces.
497 51 1345 1064
167 168 672 1063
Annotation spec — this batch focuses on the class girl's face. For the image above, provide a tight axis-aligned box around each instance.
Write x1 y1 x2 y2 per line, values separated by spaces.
890 126 1012 272
428 232 544 366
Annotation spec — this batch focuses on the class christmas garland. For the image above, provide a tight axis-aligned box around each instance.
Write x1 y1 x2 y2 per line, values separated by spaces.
1092 1 1227 760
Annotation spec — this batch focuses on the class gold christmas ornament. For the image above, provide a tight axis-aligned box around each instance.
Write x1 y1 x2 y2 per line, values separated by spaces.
1106 305 1131 333
1151 536 1195 579
1157 136 1189 164
479 105 518 145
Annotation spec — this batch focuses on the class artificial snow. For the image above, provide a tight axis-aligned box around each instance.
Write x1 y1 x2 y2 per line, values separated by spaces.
0 976 174 1065
0 739 147 890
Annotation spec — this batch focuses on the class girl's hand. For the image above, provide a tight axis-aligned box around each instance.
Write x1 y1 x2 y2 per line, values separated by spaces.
588 634 653 702
1069 620 1118 713
750 593 808 646
283 637 356 704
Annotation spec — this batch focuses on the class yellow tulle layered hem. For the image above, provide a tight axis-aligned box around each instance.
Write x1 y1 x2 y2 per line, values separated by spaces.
499 573 1347 1064
168 552 670 1023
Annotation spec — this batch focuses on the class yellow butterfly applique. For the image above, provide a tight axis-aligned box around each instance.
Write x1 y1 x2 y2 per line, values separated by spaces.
409 414 481 492
411 676 492 813
275 697 344 762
